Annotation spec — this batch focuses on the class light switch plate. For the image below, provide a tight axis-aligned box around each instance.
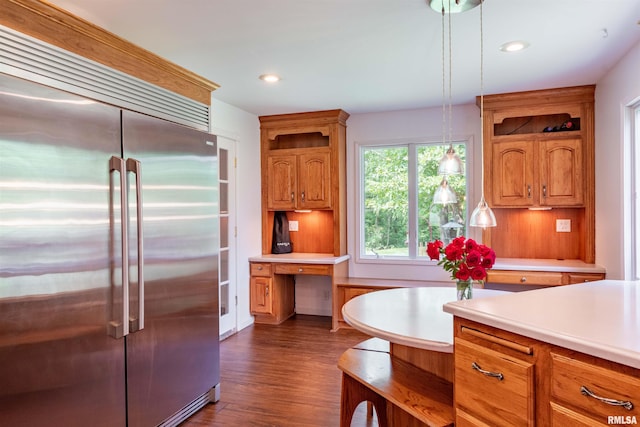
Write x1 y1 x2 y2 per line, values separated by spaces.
556 219 571 232
289 220 299 231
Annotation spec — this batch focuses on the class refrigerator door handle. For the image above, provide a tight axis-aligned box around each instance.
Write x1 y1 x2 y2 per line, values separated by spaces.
127 158 144 331
108 156 130 339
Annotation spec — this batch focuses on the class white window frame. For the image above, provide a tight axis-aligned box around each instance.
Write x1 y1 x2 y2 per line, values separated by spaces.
628 100 640 280
355 135 473 265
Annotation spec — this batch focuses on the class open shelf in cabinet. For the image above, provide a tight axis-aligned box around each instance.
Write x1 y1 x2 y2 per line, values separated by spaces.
268 132 329 150
494 114 580 136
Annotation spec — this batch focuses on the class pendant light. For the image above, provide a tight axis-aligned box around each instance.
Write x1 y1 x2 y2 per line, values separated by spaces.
436 0 464 177
433 0 462 204
469 0 497 228
433 178 457 204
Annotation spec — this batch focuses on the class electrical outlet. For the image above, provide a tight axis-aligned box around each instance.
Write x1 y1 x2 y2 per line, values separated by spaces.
289 220 299 231
556 219 571 232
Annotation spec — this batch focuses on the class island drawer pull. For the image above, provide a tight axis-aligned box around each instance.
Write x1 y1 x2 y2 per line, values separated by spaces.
580 386 634 410
471 362 504 381
461 327 533 355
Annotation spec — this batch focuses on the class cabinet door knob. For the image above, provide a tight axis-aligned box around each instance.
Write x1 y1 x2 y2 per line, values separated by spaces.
298 268 303 273
542 185 547 198
265 285 269 296
257 266 263 270
520 277 527 283
291 192 294 202
301 191 305 202
527 185 531 198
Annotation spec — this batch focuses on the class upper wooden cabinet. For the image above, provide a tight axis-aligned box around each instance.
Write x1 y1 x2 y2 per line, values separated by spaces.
480 85 596 263
267 149 332 210
492 137 584 207
259 110 349 256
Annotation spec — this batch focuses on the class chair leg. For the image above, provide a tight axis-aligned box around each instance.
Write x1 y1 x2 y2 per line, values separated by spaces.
340 373 388 427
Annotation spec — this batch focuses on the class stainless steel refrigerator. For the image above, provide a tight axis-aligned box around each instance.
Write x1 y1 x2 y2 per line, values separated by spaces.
0 72 220 426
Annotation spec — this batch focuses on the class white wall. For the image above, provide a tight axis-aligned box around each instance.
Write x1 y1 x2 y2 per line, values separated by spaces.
210 98 261 331
346 104 483 282
595 41 640 279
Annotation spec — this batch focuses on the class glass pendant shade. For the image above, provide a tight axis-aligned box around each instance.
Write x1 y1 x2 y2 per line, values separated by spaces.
433 178 457 204
437 145 464 175
469 196 497 228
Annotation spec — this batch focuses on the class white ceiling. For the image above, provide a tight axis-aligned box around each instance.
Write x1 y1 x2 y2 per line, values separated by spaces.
48 0 640 117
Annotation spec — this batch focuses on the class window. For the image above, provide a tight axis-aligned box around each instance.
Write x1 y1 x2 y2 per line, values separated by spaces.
359 140 468 260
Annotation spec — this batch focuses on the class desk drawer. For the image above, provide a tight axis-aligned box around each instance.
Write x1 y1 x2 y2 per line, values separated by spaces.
488 270 563 286
551 353 639 422
274 264 331 276
250 262 272 277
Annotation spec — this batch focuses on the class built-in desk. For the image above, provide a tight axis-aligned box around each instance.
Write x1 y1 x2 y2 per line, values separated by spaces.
248 253 349 327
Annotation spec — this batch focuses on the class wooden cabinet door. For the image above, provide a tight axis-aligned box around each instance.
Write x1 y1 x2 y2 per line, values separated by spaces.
540 138 583 206
297 150 331 209
267 154 297 210
492 140 535 207
250 276 273 315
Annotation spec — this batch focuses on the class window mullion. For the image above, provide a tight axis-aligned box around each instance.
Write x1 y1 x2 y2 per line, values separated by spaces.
408 143 418 258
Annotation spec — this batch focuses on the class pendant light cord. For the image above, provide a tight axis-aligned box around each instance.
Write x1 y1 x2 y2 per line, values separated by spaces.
448 0 453 150
479 0 485 199
441 4 446 148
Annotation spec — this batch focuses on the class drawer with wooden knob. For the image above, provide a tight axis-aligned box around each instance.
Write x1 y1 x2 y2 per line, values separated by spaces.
250 262 272 277
487 270 563 286
274 263 331 276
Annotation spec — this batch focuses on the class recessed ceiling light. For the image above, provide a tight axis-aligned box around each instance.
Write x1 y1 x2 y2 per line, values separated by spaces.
259 74 280 83
499 41 530 53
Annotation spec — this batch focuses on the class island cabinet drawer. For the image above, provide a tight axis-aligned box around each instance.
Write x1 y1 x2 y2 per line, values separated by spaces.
551 353 640 422
274 264 331 276
250 262 272 277
454 338 535 426
487 270 563 286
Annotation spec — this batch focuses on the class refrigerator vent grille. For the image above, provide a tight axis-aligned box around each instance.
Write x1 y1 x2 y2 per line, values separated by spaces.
0 25 209 131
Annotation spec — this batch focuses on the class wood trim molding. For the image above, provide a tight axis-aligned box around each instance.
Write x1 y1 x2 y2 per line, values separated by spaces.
1 0 219 105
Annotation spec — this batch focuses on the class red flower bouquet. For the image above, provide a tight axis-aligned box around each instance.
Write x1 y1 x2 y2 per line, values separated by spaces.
427 236 496 284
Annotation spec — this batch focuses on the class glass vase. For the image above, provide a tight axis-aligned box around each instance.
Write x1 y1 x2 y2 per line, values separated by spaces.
456 279 473 300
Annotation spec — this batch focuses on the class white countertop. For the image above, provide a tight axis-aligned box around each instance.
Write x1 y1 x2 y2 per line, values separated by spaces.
443 280 640 369
342 287 505 353
492 257 605 273
248 253 350 265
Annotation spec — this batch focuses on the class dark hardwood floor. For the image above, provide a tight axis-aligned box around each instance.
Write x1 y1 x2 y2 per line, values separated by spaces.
181 315 375 427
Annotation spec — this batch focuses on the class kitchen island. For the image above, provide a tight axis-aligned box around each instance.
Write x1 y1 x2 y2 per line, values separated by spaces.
443 280 639 426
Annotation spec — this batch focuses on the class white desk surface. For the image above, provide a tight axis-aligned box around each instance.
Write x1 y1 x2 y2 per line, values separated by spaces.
342 287 504 353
